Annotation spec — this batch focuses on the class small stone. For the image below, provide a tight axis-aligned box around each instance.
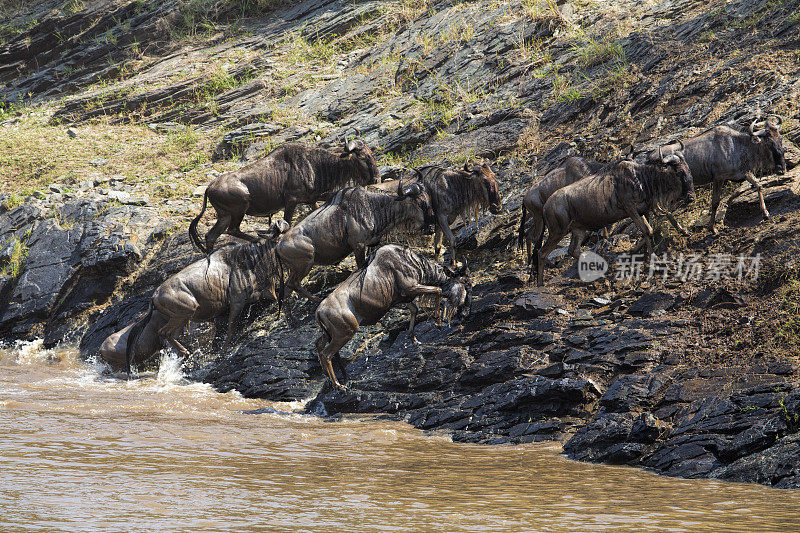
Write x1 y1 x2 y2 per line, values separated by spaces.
192 185 207 197
90 158 108 166
108 190 131 203
66 128 78 138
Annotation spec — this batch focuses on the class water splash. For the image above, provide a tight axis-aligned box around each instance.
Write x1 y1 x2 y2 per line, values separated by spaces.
155 351 189 387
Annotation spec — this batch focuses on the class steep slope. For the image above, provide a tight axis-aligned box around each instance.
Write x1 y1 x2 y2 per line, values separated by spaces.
2 0 800 488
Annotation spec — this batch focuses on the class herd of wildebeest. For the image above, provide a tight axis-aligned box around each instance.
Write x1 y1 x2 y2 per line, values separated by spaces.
98 113 787 390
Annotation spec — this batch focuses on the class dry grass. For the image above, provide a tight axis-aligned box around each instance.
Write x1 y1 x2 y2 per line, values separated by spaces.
0 106 233 198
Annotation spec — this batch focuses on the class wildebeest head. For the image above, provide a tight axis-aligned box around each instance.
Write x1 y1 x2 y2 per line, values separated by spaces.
442 261 471 321
255 219 291 241
464 162 503 214
396 174 436 234
656 141 695 203
341 137 381 184
750 115 786 176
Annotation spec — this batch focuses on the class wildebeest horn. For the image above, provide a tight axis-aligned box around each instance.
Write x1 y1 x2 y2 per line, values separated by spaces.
677 140 685 152
463 161 471 172
346 139 359 152
396 175 404 196
413 168 424 181
658 146 663 161
767 114 784 127
750 118 767 137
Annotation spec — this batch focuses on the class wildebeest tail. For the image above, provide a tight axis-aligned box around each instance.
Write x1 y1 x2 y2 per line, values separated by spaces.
531 211 546 277
517 204 527 249
276 254 285 317
189 189 210 255
125 303 153 376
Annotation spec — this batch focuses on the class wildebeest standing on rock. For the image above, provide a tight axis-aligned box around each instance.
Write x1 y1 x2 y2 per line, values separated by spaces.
99 220 290 373
654 115 785 233
315 244 471 391
189 139 380 254
276 179 436 310
418 162 503 265
369 162 503 263
518 156 606 264
533 149 695 286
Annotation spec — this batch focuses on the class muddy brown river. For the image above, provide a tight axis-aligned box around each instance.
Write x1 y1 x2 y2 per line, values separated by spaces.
2 341 799 533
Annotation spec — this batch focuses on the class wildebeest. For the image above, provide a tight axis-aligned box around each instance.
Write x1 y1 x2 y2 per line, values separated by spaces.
276 178 436 307
99 220 289 373
533 149 695 286
370 162 503 264
654 115 785 233
189 139 380 254
419 162 503 264
518 156 606 264
314 244 471 390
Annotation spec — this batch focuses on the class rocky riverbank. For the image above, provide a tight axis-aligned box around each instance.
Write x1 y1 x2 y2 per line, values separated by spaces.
2 0 800 489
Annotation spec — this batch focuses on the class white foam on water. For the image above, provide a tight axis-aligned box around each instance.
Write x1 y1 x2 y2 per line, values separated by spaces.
10 338 47 365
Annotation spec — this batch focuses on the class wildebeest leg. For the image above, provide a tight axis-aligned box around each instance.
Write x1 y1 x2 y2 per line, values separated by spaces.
283 202 297 225
354 246 366 269
664 212 689 236
406 284 442 325
314 314 355 391
527 213 543 265
222 300 245 351
407 302 420 344
708 180 722 234
568 228 588 261
227 212 257 243
278 236 321 304
536 229 566 287
205 213 232 253
744 171 770 221
433 226 443 262
316 333 349 391
332 353 348 385
159 316 191 357
439 215 458 266
625 208 654 256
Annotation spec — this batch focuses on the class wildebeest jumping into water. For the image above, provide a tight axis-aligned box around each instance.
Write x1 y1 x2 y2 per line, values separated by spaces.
276 178 436 307
533 148 695 286
314 244 471 390
99 220 289 373
653 114 786 233
189 138 380 254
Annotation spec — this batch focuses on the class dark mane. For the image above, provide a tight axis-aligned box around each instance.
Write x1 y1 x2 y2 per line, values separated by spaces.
232 237 280 288
422 166 489 219
397 247 449 287
617 161 682 210
338 187 419 236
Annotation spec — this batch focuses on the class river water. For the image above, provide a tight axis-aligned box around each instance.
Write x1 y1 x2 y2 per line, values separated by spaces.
2 341 799 533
